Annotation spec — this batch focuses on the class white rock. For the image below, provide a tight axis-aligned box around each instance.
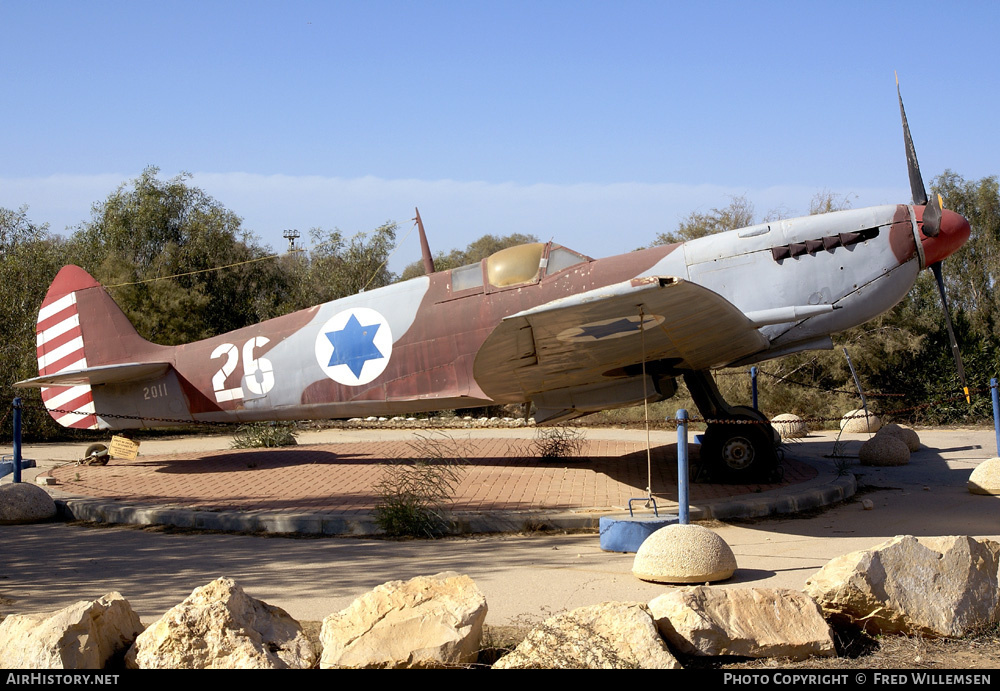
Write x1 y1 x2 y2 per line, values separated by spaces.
0 592 142 669
877 423 921 451
840 409 881 434
0 483 56 523
126 577 315 669
804 535 1000 637
493 602 681 669
859 434 910 466
771 414 808 440
968 457 1000 495
320 572 487 668
648 587 835 660
633 523 736 583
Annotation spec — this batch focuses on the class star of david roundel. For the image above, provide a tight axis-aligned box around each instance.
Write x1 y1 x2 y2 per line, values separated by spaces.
557 314 665 343
314 308 393 386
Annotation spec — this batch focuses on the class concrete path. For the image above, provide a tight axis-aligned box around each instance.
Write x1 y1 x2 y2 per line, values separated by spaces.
1 426 997 627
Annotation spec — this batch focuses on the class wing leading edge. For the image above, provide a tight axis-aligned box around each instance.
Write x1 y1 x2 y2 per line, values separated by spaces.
472 276 768 403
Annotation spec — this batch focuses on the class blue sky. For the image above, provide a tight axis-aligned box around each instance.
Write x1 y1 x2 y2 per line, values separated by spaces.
2 1 997 271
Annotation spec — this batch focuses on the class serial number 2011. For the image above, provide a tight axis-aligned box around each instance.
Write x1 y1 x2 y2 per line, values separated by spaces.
143 384 168 400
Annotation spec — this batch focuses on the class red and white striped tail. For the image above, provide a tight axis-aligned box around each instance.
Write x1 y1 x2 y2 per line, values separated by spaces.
36 291 102 430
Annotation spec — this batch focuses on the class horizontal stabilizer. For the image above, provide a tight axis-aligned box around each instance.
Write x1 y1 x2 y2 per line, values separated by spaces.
15 362 172 388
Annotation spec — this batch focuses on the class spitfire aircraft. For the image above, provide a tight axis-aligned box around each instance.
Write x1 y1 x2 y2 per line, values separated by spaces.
16 87 971 481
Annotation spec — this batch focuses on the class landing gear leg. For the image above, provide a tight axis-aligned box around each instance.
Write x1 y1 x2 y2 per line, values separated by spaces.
682 370 779 483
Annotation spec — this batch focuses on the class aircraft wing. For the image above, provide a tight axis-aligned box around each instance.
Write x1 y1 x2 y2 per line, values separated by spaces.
14 362 172 388
473 276 768 402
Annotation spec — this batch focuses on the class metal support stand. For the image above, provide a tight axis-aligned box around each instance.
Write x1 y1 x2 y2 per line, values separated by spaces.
991 378 999 457
13 397 22 483
750 366 759 410
677 409 689 525
843 348 873 434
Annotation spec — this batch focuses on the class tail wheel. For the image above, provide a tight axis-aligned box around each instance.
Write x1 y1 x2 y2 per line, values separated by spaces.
83 443 109 466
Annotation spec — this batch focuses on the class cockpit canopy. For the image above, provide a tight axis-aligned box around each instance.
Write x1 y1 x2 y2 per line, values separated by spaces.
447 241 591 293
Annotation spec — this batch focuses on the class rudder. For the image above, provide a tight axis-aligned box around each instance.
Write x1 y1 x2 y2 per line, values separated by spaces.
35 265 151 429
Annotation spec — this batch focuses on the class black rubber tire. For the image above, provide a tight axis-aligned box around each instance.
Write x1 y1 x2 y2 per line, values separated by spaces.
84 443 109 465
700 423 777 483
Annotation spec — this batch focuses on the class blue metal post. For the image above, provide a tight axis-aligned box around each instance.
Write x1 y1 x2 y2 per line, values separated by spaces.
676 409 689 525
750 366 759 410
12 397 22 483
991 378 999 457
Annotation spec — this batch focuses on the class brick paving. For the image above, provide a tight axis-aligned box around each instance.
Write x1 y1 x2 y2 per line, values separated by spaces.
47 437 817 516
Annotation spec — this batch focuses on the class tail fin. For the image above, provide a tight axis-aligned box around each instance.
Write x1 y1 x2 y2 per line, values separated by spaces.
34 265 152 429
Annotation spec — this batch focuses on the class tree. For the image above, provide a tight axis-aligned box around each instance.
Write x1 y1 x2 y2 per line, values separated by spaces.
400 232 538 281
654 195 756 246
0 206 71 440
69 167 291 344
304 222 399 304
809 190 855 215
931 171 1000 337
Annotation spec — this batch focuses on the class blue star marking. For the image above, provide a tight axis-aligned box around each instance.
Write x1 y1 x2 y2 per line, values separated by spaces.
325 314 384 378
578 318 642 340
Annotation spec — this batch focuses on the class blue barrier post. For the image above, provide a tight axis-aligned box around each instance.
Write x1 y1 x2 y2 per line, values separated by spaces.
750 366 759 410
676 409 689 525
992 378 999 457
12 397 22 483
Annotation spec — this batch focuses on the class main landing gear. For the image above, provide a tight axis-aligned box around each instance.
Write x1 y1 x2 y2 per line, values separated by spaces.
682 371 780 483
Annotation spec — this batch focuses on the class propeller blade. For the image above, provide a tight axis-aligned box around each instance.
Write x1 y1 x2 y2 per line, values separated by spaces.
931 261 971 403
898 79 928 207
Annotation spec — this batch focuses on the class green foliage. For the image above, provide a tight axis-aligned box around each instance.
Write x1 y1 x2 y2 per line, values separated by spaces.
0 207 73 441
69 167 292 344
809 190 855 215
654 191 856 247
932 171 1000 336
654 195 756 245
372 432 466 537
230 422 298 449
305 223 397 302
400 232 538 281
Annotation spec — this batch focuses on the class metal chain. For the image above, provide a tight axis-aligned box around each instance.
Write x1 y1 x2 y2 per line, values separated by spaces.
21 384 986 432
756 370 906 398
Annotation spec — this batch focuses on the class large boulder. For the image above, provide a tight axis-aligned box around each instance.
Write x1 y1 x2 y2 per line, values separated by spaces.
493 602 681 669
859 434 910 466
648 586 835 660
125 577 315 669
804 535 1000 637
320 572 487 668
0 592 142 669
840 409 881 434
0 483 56 523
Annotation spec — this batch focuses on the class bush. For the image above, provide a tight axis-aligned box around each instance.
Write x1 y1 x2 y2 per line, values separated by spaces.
230 422 298 449
372 432 466 537
532 426 585 461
